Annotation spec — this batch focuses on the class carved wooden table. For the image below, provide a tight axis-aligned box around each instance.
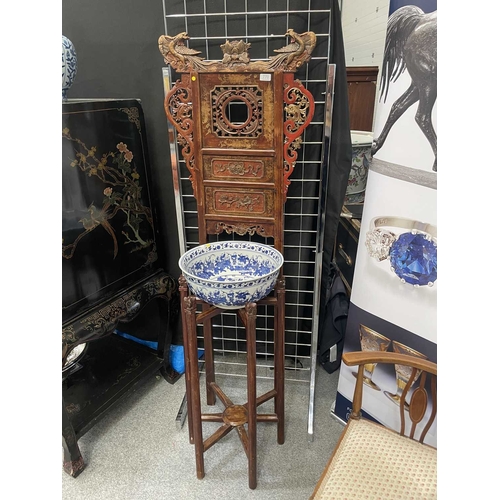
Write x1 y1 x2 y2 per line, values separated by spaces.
159 29 315 489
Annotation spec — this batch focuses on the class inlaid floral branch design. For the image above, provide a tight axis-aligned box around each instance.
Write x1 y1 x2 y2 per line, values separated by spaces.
62 128 154 260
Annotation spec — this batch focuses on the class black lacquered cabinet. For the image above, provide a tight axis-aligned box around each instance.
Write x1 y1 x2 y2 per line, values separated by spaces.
334 206 362 296
62 99 160 319
62 99 179 477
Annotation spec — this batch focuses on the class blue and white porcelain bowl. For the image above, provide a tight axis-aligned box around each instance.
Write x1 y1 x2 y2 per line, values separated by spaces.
62 35 77 100
179 241 284 309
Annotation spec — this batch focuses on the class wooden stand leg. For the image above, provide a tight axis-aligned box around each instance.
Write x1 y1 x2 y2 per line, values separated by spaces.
62 397 85 477
245 302 257 490
178 288 284 488
179 276 194 444
202 303 216 406
275 277 286 445
185 295 205 479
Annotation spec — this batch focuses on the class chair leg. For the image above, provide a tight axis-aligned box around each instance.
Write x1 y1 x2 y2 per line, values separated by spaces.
179 276 194 444
245 302 257 490
275 277 286 445
202 303 216 406
185 295 205 479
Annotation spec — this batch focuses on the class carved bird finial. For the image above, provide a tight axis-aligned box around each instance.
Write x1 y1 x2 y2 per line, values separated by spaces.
158 32 202 64
268 29 317 70
158 32 210 73
274 29 305 62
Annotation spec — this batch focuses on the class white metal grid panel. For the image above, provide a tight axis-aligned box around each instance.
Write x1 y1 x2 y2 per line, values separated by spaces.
162 0 331 384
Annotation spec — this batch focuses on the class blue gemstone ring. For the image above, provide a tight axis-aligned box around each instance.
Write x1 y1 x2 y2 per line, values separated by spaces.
365 217 437 287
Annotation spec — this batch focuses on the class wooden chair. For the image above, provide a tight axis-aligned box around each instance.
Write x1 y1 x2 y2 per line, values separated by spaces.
310 351 437 499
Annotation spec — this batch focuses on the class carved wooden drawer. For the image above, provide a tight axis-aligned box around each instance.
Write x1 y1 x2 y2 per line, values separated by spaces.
202 156 275 183
204 186 275 217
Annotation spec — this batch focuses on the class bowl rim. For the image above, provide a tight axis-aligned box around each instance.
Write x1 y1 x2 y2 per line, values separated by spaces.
179 241 284 285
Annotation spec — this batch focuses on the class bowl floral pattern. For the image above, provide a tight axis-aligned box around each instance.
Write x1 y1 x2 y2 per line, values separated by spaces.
62 35 77 100
179 241 284 309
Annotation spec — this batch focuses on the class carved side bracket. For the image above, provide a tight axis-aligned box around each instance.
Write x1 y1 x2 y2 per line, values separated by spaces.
164 80 198 199
283 78 315 199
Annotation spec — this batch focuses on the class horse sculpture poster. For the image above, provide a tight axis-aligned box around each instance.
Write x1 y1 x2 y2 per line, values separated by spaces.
372 4 437 172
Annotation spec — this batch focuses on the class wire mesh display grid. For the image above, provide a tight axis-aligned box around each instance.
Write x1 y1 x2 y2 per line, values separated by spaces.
161 1 331 398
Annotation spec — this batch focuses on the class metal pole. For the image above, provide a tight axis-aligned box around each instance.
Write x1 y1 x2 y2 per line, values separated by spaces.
162 66 187 256
307 63 336 442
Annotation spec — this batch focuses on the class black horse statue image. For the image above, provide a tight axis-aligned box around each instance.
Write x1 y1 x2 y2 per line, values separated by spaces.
372 6 437 171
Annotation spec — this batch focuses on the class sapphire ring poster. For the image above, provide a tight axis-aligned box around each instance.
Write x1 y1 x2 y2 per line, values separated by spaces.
332 0 437 448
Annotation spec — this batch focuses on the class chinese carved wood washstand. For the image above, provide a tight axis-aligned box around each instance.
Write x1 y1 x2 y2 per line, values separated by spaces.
159 30 315 489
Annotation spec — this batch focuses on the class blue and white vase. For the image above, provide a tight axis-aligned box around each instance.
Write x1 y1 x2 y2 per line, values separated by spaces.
62 35 77 100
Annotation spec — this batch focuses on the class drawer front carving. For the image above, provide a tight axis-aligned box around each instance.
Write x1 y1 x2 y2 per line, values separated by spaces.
203 157 274 182
205 187 274 216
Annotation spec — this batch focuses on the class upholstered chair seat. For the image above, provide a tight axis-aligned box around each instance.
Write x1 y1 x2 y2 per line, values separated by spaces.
310 351 437 499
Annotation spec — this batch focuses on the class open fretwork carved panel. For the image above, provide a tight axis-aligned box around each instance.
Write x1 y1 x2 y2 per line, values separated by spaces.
201 73 274 149
160 31 315 251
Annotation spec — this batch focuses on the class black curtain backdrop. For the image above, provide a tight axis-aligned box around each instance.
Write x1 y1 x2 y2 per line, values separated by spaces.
62 0 179 279
62 0 184 345
318 1 352 344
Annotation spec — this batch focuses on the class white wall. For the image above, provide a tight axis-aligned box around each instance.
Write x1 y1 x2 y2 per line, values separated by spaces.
340 0 390 129
341 0 390 68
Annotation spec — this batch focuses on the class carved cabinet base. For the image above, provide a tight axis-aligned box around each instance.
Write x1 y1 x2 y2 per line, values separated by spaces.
62 335 165 477
62 271 179 477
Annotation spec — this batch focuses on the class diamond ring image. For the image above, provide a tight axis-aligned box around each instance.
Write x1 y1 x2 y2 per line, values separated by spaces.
365 216 437 287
